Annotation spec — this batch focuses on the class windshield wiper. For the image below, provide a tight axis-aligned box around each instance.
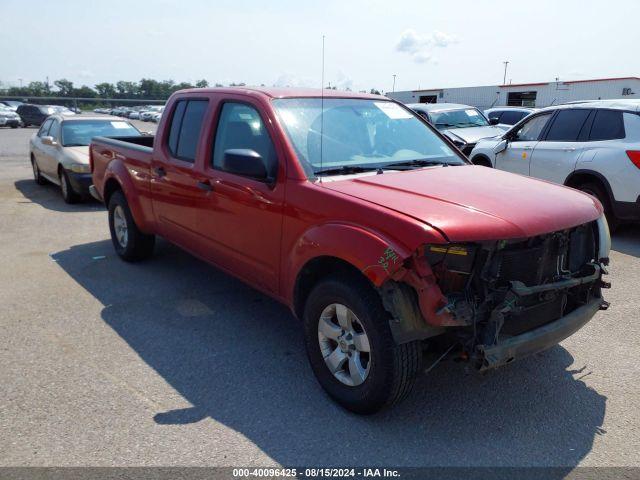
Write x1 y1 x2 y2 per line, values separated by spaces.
384 159 450 169
314 165 378 176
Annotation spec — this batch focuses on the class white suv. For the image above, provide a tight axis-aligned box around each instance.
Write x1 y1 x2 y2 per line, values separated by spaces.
470 99 640 227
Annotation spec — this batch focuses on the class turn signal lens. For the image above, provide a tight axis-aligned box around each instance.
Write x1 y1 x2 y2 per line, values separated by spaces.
627 150 640 169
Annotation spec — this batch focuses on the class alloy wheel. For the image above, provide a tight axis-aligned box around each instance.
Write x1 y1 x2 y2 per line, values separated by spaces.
317 303 371 386
113 206 128 248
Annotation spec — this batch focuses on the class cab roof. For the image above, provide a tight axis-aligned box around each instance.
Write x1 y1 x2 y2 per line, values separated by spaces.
175 86 388 101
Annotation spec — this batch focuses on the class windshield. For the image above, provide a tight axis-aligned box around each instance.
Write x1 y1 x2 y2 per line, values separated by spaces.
430 108 489 129
273 98 463 175
61 120 141 146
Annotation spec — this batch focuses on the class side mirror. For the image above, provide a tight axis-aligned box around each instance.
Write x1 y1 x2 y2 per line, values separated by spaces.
489 117 500 126
223 149 268 180
41 136 57 146
493 139 508 154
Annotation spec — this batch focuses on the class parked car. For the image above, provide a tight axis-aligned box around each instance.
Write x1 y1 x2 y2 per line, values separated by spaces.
90 87 610 414
30 115 142 203
49 105 76 116
408 103 503 155
484 107 536 129
470 99 640 227
16 104 58 127
0 106 23 128
0 100 23 111
140 106 164 121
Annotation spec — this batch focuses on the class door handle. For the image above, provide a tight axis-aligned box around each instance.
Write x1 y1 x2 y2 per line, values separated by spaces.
153 166 166 177
196 180 214 192
563 147 576 152
523 146 533 150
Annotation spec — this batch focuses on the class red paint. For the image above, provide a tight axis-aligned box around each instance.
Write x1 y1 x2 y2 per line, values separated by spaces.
91 87 602 324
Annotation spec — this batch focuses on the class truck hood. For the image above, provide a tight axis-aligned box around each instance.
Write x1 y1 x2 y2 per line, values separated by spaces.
443 125 503 144
322 165 603 242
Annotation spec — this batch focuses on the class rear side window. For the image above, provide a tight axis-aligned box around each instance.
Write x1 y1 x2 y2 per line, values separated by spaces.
167 99 208 162
545 109 591 141
589 110 625 141
487 111 502 122
500 110 526 125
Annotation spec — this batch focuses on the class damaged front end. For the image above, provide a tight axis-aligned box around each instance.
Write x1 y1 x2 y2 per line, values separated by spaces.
382 216 611 371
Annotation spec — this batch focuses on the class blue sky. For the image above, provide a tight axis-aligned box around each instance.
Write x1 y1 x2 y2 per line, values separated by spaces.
1 0 638 92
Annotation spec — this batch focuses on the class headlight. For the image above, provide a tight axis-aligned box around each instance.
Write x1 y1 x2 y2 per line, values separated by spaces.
425 243 477 274
69 164 91 173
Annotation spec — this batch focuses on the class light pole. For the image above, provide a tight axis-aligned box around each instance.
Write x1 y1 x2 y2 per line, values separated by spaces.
502 61 509 85
392 74 396 93
18 78 23 88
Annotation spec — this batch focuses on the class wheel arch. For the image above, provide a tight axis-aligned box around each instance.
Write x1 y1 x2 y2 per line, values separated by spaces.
293 255 374 320
564 169 615 204
471 153 493 167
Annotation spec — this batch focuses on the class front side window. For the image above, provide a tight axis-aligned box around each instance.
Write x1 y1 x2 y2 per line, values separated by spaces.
61 120 141 147
545 109 591 141
48 120 61 141
38 119 53 137
513 113 552 141
167 99 208 162
273 98 462 176
487 111 502 122
430 108 489 129
212 103 278 180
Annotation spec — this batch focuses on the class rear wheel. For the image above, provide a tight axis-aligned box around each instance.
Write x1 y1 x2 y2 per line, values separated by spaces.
108 190 155 261
471 155 492 167
303 275 422 414
31 156 46 185
579 182 618 230
59 169 80 204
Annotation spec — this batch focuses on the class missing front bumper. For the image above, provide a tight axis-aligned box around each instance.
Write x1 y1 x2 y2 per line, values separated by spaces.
476 297 603 372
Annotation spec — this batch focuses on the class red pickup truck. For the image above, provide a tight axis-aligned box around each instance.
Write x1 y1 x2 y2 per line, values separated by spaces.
90 87 611 414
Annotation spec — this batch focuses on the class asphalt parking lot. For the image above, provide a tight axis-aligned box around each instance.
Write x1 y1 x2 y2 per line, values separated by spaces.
0 120 639 470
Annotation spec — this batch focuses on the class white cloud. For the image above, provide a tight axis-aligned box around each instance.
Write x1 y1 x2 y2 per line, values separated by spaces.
273 73 315 88
396 29 458 63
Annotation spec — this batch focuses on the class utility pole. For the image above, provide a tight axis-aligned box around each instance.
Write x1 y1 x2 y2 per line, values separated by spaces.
502 61 509 85
18 78 23 88
392 74 396 93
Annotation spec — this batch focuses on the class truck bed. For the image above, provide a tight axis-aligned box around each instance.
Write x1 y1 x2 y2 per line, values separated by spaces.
90 135 155 205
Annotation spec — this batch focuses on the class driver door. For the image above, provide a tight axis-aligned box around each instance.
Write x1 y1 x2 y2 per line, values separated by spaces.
494 112 553 176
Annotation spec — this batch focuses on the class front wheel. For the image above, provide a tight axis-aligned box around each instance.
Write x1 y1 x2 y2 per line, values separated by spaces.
108 190 155 262
303 275 422 414
59 169 80 204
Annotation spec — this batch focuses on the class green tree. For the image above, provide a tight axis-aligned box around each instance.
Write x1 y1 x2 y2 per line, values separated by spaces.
116 81 138 98
195 79 209 88
54 78 74 96
95 82 116 98
74 85 97 98
27 81 49 96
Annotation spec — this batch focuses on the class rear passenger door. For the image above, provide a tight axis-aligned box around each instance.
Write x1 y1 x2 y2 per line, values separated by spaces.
150 98 210 246
529 109 592 183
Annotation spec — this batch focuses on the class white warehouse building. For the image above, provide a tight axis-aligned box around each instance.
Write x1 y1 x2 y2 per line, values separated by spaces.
387 76 640 110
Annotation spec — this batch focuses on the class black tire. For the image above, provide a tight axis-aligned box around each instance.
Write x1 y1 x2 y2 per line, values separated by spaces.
59 168 80 204
579 182 618 231
108 190 155 262
31 156 46 185
303 274 422 414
